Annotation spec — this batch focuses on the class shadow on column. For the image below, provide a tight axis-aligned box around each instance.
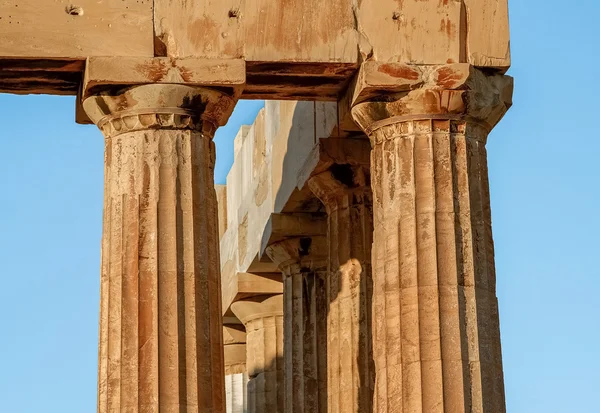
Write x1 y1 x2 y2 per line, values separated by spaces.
272 102 375 412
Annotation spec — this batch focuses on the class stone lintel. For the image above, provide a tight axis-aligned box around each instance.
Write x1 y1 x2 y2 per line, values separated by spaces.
297 137 371 191
222 272 284 317
82 57 246 99
259 213 327 258
264 236 328 274
223 316 243 325
236 272 283 296
247 254 280 272
341 62 513 136
244 62 357 101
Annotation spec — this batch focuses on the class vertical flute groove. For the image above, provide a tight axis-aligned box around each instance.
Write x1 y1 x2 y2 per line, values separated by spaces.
282 265 325 413
308 162 374 413
231 295 284 413
98 128 224 413
369 119 505 413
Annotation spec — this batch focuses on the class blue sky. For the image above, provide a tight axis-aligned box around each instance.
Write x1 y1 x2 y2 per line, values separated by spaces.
0 1 598 411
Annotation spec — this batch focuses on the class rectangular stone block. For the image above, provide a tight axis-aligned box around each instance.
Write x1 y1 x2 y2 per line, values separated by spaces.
0 0 154 58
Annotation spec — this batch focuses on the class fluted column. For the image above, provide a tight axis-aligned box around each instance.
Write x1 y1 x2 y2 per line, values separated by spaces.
265 236 328 413
307 156 375 413
350 65 513 413
224 326 248 413
84 84 237 413
231 295 285 413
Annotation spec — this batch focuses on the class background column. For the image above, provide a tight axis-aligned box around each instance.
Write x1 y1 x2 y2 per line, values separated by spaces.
265 236 328 413
307 141 375 413
224 326 248 413
231 295 285 413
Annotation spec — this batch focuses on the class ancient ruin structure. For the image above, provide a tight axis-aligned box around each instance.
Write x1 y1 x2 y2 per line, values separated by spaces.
1 1 512 412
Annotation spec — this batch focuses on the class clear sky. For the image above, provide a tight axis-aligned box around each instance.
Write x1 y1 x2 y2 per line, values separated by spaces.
0 1 598 412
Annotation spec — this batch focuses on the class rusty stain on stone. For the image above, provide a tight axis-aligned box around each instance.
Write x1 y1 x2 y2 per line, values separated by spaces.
377 63 420 80
135 60 168 82
436 66 464 89
439 17 457 40
178 65 193 83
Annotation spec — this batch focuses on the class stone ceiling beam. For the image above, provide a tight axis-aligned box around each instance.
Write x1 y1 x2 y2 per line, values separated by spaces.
0 0 510 102
82 57 247 100
260 213 328 256
222 272 284 317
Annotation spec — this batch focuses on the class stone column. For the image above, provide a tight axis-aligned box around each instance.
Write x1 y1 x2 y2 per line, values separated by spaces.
265 236 328 413
83 84 237 413
223 326 248 413
306 140 375 413
350 64 513 413
231 295 285 413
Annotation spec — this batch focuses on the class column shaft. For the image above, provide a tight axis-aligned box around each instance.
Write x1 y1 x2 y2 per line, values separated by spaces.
98 127 223 413
231 295 285 413
282 267 327 413
309 163 375 413
225 373 248 413
266 235 328 413
350 65 513 413
224 326 248 413
369 119 504 413
84 84 237 413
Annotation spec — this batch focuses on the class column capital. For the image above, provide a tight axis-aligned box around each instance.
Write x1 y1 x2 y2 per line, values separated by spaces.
230 295 284 326
297 138 370 187
83 83 237 138
347 62 513 136
260 213 328 273
265 236 328 274
297 137 372 210
307 167 370 210
223 326 247 376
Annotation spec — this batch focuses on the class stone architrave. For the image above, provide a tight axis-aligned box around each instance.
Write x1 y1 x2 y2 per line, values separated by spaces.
265 233 328 413
301 138 375 413
231 295 285 413
83 84 238 413
349 63 513 413
223 326 248 413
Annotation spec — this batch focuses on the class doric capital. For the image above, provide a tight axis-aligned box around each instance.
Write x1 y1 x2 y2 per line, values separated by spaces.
223 325 247 375
308 167 370 211
265 236 328 275
83 83 237 138
297 138 371 189
260 213 328 273
230 294 284 326
297 138 372 209
347 62 513 136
